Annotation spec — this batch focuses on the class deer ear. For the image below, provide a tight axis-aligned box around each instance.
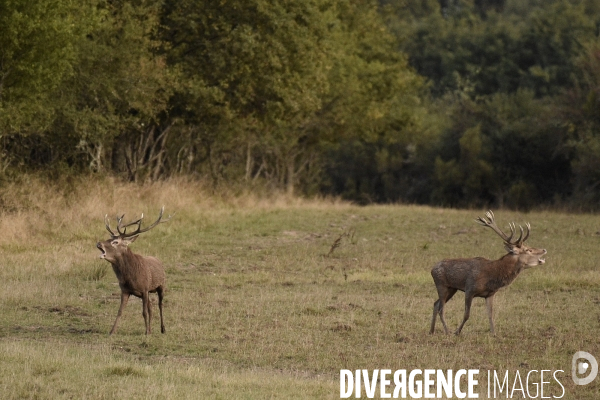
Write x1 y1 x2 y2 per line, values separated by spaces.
123 235 139 245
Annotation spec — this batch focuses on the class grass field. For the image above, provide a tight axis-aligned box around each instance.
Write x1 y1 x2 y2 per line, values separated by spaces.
0 177 599 399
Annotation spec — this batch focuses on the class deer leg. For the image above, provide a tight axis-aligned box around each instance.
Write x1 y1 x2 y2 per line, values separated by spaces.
110 292 130 335
455 292 474 335
147 293 154 334
157 286 165 334
430 299 440 334
431 286 457 334
486 295 495 335
142 292 150 334
438 288 457 334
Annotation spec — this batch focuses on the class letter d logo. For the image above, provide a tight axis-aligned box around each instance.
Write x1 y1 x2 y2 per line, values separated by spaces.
572 351 598 385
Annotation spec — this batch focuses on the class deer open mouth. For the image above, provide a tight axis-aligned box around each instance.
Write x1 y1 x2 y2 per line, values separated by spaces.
97 242 106 259
538 249 547 264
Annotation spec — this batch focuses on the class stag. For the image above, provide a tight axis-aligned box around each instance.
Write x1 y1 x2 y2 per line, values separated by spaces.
97 207 170 335
430 211 547 335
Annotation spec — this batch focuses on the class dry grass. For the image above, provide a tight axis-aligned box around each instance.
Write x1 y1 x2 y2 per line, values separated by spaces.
0 176 599 398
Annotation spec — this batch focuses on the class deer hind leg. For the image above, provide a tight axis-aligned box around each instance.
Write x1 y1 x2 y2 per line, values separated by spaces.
142 292 151 334
431 286 457 334
430 299 440 334
439 288 457 334
486 295 495 335
157 286 165 334
110 292 130 335
455 292 474 335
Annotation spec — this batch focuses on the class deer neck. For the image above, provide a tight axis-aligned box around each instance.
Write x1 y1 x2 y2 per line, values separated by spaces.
110 248 144 283
490 253 524 284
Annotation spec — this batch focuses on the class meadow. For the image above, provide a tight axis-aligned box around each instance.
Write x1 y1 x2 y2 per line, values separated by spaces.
0 177 598 399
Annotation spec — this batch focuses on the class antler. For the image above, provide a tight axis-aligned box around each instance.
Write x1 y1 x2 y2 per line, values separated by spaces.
475 210 513 243
475 210 530 246
517 222 531 246
105 214 118 238
105 206 171 239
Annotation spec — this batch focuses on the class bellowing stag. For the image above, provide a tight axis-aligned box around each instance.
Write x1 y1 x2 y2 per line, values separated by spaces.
430 211 547 335
97 207 170 335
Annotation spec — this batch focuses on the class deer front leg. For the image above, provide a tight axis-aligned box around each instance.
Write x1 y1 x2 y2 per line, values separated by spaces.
147 293 154 334
110 292 130 335
486 295 495 335
142 292 151 334
455 292 474 335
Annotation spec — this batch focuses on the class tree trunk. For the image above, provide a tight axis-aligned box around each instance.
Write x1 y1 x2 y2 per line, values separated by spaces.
286 155 295 196
245 141 253 181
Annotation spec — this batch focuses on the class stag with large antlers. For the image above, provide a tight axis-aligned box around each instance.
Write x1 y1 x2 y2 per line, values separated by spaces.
430 211 547 335
97 207 171 335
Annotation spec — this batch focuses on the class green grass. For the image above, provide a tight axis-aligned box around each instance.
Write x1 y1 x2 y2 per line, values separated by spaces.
0 179 599 398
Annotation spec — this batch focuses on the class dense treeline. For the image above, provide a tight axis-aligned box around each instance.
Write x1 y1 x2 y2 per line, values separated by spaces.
1 0 600 209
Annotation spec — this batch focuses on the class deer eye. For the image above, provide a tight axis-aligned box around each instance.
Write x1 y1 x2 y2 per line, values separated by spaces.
111 240 119 246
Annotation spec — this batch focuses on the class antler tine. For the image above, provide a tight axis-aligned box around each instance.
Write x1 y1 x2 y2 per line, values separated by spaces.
507 222 516 243
519 222 531 245
475 210 513 243
475 210 493 227
106 208 170 239
119 213 144 232
515 225 524 245
116 214 127 236
104 214 118 238
121 206 171 238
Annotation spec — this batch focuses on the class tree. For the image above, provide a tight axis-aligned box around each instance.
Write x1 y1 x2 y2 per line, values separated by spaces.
560 43 600 207
161 0 427 196
320 0 433 203
161 0 334 191
55 0 175 179
0 0 85 172
0 0 81 132
432 89 570 208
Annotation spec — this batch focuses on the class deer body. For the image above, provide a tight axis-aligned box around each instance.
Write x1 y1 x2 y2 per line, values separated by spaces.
109 251 165 298
432 255 524 297
97 207 170 335
430 211 546 335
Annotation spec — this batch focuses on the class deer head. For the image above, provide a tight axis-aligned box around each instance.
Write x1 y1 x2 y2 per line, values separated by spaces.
97 206 171 262
475 210 546 268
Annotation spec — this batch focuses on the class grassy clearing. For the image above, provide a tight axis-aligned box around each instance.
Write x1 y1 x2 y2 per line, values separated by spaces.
0 177 599 398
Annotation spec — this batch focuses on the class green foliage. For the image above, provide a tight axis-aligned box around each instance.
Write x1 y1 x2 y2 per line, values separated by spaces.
431 90 571 208
2 0 600 208
0 0 81 133
0 0 175 177
392 0 596 98
58 0 175 177
162 0 428 194
433 124 495 207
161 0 339 189
559 42 600 206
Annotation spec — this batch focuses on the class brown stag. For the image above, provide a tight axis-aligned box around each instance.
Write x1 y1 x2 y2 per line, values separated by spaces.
97 207 170 335
430 211 547 335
